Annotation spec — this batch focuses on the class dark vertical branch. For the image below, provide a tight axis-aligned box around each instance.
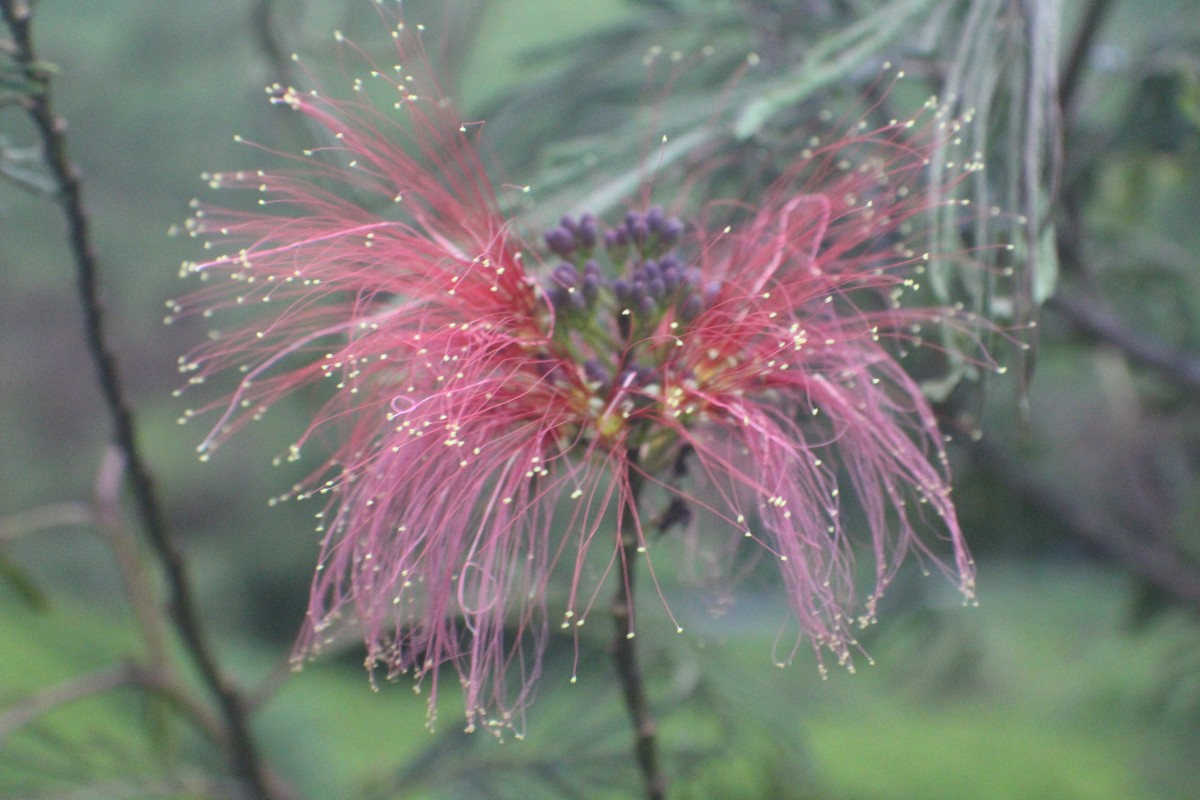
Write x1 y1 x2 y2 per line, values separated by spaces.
1058 0 1115 119
250 0 296 90
0 4 280 799
612 453 666 800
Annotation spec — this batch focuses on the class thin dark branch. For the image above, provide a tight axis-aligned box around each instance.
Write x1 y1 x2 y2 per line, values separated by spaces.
0 665 135 743
0 4 280 799
611 454 666 800
1058 0 1115 119
968 434 1200 607
128 662 227 748
1051 0 1200 394
249 0 295 90
1047 290 1200 394
93 448 174 690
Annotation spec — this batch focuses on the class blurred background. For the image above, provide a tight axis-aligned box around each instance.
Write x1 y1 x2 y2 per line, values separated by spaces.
2 1 1199 798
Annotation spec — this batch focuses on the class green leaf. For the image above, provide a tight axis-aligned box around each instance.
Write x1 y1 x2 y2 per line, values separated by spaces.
1034 223 1059 305
733 0 940 139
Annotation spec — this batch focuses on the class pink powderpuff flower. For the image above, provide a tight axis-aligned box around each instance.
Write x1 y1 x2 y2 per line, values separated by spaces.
173 20 996 735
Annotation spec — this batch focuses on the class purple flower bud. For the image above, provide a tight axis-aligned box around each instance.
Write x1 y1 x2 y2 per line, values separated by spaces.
678 293 704 322
613 278 635 307
659 217 685 247
581 273 600 306
552 262 580 288
583 358 610 385
576 214 598 248
636 261 659 284
646 205 667 233
660 265 682 294
544 226 576 258
547 284 571 309
628 218 650 246
567 287 588 311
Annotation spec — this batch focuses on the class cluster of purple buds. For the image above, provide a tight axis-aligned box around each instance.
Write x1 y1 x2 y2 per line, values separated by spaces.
543 213 600 259
544 260 604 313
538 207 725 404
603 206 685 253
612 254 704 323
541 207 715 337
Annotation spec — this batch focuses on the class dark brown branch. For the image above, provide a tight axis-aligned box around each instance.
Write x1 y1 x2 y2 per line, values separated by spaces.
129 662 227 749
0 4 279 799
1049 1 1200 394
968 434 1200 608
612 456 666 800
1058 0 1115 119
1047 290 1200 394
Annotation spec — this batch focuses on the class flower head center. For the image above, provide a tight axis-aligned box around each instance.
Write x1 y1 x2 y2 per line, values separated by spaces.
536 207 718 442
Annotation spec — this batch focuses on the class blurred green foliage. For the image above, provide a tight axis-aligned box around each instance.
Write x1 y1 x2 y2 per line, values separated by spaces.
3 564 1198 798
3 1 1200 799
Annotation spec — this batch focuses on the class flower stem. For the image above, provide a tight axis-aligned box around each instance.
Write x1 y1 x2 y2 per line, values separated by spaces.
611 458 666 800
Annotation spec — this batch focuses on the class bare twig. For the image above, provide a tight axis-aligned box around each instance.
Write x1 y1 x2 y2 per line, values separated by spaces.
0 4 279 799
1058 0 1115 119
128 662 227 748
1047 290 1200 394
0 501 93 544
249 0 295 90
91 444 183 773
0 664 135 743
967 434 1200 607
93 448 173 675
